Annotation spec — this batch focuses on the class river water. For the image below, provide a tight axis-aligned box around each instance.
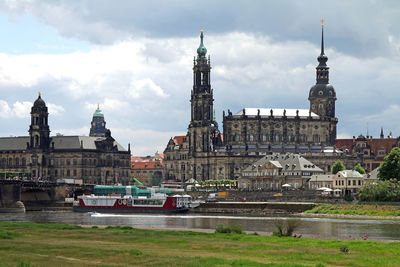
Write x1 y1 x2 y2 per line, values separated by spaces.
1 211 400 241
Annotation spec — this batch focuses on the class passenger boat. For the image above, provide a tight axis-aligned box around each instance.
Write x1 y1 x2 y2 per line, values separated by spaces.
73 185 190 213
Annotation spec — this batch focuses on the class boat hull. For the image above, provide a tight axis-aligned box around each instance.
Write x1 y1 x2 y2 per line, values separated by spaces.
73 206 188 213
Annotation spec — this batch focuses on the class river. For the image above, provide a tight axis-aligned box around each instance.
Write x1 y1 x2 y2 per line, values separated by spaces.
1 211 400 241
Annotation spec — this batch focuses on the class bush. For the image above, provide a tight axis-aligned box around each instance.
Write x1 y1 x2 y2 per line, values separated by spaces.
359 179 400 202
215 224 243 234
340 245 349 253
215 224 231 233
272 220 301 237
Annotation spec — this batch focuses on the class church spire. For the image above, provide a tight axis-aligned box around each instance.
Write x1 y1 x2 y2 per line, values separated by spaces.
197 30 207 59
380 127 384 138
316 19 329 84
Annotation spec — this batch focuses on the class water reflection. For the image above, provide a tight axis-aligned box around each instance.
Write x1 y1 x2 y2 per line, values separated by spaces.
1 211 400 240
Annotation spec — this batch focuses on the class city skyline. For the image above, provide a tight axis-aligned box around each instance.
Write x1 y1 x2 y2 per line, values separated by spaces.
0 1 399 155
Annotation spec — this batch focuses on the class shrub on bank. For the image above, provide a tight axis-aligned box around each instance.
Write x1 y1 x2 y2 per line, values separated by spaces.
215 224 243 234
272 219 301 237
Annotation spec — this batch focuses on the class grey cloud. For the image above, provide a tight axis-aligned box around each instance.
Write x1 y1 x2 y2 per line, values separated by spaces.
0 0 399 58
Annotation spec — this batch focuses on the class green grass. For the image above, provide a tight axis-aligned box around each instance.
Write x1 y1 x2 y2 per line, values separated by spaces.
304 204 400 217
0 221 399 266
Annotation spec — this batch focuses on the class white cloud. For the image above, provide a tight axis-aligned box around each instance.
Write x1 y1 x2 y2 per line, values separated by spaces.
0 32 398 154
47 103 65 115
13 101 32 118
129 78 167 99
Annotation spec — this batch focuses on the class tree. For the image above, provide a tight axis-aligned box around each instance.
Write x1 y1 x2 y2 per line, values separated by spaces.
150 172 163 186
332 160 345 174
354 163 366 174
378 147 400 181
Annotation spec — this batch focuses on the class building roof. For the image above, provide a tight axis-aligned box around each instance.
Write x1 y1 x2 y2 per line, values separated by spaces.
0 135 127 152
365 167 379 180
173 136 187 146
233 108 319 118
243 153 323 173
131 161 164 169
336 170 363 178
0 136 29 151
309 174 333 182
335 137 398 156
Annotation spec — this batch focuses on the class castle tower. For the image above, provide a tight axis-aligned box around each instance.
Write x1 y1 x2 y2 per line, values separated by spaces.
188 30 215 154
89 104 107 137
308 21 338 144
29 92 50 150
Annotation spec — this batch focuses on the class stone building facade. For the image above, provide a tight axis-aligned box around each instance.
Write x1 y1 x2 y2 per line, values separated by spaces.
164 27 359 184
0 94 131 185
336 131 400 172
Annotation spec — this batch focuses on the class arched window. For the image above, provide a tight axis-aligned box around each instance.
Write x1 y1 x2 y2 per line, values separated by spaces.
249 134 254 142
313 134 320 143
288 133 294 142
22 158 26 167
34 135 39 147
262 134 267 142
235 134 240 142
274 133 280 142
8 158 12 167
15 158 19 166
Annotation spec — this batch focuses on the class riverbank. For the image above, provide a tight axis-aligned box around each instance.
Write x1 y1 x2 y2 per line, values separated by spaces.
303 203 400 217
1 222 399 266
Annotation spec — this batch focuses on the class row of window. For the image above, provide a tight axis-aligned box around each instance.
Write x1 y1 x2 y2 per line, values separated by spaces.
335 179 362 186
0 158 27 168
228 133 323 143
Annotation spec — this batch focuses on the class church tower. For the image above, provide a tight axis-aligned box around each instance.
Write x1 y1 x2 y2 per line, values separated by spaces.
29 92 50 150
308 21 338 144
188 30 216 154
89 105 107 137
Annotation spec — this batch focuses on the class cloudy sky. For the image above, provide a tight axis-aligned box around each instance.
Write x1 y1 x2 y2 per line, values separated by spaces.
0 0 399 155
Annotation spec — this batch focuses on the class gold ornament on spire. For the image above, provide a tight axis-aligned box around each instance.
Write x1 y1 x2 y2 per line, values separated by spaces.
38 91 41 97
97 103 99 109
200 29 203 33
320 19 324 26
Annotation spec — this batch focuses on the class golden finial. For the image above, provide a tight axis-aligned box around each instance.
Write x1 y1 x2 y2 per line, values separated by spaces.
97 103 99 109
38 91 41 97
320 19 324 26
200 29 203 33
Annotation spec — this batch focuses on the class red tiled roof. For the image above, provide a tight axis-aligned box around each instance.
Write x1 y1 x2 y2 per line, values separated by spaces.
335 139 354 150
336 138 399 156
131 156 147 163
368 138 397 156
173 135 187 146
131 161 164 169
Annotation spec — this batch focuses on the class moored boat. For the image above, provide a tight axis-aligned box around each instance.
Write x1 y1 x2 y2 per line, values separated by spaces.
73 185 189 213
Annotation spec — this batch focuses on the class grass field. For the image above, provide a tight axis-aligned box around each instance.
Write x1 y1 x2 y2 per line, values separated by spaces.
0 222 399 266
304 203 400 217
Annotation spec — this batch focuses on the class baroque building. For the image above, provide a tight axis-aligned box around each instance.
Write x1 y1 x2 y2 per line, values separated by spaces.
164 26 358 184
0 94 131 184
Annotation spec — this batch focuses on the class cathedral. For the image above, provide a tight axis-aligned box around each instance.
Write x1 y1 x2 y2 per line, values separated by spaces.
0 94 131 184
164 26 359 182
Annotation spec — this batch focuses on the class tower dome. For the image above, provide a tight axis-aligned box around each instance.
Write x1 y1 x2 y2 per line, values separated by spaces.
93 106 104 118
89 104 107 137
197 30 207 58
33 92 46 108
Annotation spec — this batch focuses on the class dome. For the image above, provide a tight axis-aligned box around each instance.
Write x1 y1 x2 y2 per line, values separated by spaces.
309 84 336 99
93 107 104 118
33 94 46 108
197 30 207 58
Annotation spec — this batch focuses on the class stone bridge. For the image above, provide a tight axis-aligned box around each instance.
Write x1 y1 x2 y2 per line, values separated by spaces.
0 180 93 212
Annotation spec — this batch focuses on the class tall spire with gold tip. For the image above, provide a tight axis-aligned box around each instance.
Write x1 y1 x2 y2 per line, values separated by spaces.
197 30 207 59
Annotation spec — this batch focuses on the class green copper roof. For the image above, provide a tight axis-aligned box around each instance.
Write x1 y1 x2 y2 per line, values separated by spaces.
197 30 207 57
93 107 104 118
